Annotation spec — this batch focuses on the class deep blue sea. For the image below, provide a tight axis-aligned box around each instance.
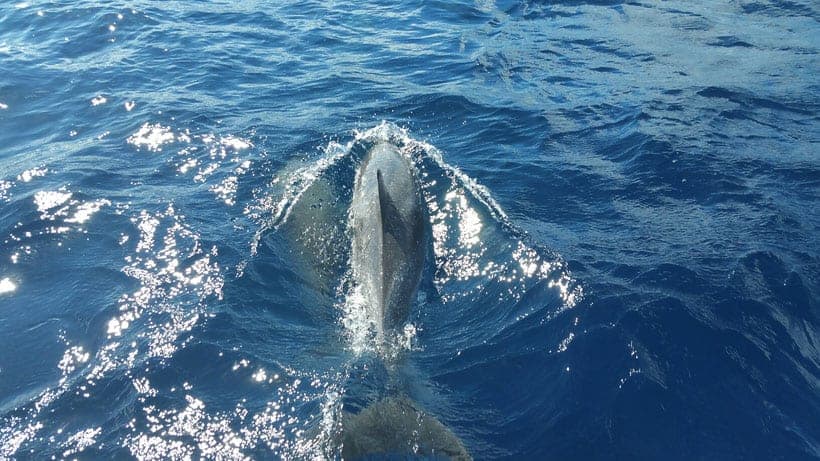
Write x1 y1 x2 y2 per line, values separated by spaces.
0 1 818 460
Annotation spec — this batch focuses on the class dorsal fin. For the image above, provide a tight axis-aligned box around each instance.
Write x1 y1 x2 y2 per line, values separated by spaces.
376 169 386 235
376 169 390 317
376 169 407 323
376 169 403 241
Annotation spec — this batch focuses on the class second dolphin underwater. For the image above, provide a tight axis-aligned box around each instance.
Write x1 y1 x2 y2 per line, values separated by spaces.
342 142 471 459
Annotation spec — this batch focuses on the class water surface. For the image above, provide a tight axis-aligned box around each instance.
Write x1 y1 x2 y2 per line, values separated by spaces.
0 1 818 459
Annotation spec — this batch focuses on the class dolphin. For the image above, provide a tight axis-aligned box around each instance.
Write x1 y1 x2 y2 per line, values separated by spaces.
350 142 427 343
343 142 471 460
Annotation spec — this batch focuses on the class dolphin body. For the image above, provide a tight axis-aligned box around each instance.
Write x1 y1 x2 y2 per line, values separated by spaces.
350 142 426 342
343 143 471 460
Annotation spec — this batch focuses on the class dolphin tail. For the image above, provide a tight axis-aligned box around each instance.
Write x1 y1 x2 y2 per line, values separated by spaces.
341 396 472 460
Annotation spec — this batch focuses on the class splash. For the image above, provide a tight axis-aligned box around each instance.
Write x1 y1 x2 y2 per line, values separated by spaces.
356 121 580 301
253 121 583 359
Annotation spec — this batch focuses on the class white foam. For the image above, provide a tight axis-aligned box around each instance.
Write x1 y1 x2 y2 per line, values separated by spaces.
0 277 16 294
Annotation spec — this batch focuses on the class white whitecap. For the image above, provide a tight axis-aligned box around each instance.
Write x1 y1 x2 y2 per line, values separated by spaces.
0 277 16 294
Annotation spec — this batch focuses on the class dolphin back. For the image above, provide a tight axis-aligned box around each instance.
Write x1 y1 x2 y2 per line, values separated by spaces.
351 142 426 335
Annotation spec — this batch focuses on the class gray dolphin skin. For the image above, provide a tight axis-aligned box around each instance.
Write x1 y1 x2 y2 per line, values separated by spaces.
344 143 471 460
350 142 427 342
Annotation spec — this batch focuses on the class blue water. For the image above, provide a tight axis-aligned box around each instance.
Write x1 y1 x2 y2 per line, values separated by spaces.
0 1 818 459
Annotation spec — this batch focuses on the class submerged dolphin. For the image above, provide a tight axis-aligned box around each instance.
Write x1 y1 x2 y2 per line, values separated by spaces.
344 142 471 460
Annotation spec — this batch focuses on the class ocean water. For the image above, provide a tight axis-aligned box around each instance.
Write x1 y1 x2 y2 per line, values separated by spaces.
0 0 818 459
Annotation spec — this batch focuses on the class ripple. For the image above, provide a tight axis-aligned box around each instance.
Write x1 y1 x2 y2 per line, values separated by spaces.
0 0 816 458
